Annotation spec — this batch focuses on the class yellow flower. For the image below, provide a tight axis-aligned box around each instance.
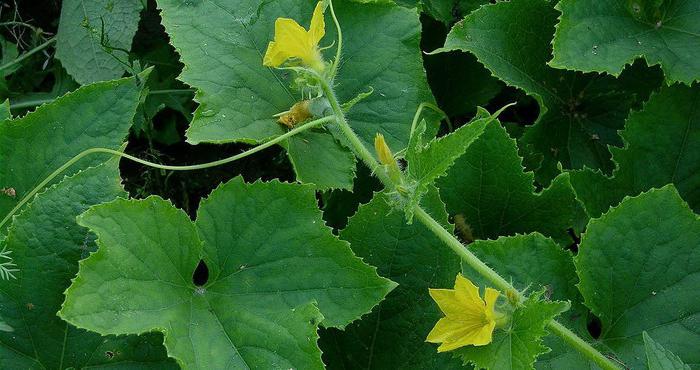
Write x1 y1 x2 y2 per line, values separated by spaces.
374 133 395 167
263 2 326 72
427 274 500 352
374 133 403 182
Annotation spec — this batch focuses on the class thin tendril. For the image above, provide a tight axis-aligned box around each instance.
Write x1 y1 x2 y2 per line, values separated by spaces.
408 102 452 140
0 115 334 231
327 0 343 81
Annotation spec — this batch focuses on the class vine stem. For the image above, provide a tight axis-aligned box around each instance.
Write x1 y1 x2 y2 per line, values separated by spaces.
0 115 334 230
316 43 619 370
0 36 56 73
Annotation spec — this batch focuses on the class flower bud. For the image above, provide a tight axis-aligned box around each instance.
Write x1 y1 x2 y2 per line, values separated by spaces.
278 100 312 128
374 133 395 167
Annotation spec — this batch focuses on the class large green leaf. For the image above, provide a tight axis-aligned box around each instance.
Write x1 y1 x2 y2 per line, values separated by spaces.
551 0 700 85
285 130 356 190
156 0 433 188
575 185 700 369
437 0 661 182
454 292 569 370
320 187 462 369
571 84 700 218
56 0 143 84
0 161 175 369
437 123 578 245
0 75 144 222
60 178 395 369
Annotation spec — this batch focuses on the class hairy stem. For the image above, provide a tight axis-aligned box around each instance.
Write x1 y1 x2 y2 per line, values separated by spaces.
0 115 333 230
317 71 620 370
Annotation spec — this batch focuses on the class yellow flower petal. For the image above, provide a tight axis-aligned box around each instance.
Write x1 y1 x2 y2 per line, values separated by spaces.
454 273 483 307
309 2 326 45
484 287 500 320
263 41 285 67
438 321 496 351
262 2 326 71
426 274 501 352
274 18 314 64
429 289 464 317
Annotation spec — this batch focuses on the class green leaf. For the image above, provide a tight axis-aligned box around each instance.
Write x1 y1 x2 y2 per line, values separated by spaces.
60 178 395 369
464 234 581 317
320 187 462 369
56 0 143 84
194 178 395 328
462 234 594 369
156 0 434 188
571 83 700 218
405 108 492 222
437 0 661 183
551 0 700 85
0 99 9 120
0 75 144 222
0 160 175 369
644 331 691 370
454 292 569 370
575 185 700 369
286 130 356 190
437 123 578 245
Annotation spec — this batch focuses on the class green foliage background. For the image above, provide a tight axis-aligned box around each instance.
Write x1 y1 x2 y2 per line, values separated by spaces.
0 0 697 369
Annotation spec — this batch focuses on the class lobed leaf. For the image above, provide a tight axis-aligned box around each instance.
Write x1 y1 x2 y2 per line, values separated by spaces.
437 0 661 183
156 0 434 188
437 123 578 245
571 83 700 218
551 0 700 85
0 161 175 369
60 177 395 369
575 185 700 368
0 75 144 223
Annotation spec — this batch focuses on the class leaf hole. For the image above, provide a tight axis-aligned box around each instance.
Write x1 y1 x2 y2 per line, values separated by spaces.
586 313 602 339
566 228 580 254
192 259 209 286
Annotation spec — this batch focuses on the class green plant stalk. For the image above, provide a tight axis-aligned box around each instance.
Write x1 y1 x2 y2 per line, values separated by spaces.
317 75 619 370
0 115 333 230
0 36 56 73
